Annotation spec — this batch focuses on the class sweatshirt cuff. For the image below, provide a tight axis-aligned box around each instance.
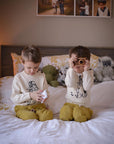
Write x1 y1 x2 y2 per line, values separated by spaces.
24 92 31 101
68 67 74 72
83 69 93 75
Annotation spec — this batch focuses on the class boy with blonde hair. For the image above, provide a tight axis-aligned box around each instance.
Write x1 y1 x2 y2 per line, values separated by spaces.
11 46 53 121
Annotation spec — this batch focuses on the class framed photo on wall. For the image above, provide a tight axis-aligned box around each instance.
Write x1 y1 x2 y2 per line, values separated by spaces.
36 0 112 18
37 0 74 16
94 0 111 17
76 0 92 16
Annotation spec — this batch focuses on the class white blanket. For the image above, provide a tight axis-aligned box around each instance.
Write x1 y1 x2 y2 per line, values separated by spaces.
0 77 114 144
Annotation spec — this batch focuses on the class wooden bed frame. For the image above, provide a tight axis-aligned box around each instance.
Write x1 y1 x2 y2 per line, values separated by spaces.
0 45 114 77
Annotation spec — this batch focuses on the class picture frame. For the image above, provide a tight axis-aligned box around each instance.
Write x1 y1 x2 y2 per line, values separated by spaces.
37 0 74 16
76 0 92 16
36 0 112 18
93 0 111 17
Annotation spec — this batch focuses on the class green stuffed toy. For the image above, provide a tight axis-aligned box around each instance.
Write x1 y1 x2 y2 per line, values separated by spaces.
42 65 59 87
59 103 93 122
15 103 53 121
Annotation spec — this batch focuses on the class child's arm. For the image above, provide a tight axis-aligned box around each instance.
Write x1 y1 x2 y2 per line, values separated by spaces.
29 73 49 103
65 68 78 88
41 73 49 102
65 57 78 88
83 60 94 91
11 76 45 104
30 73 49 103
83 70 94 91
11 77 31 104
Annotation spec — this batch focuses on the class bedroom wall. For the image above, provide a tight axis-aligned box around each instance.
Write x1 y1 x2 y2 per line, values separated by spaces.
0 0 114 47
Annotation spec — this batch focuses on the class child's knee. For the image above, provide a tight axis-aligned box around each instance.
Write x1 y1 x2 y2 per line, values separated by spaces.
14 104 52 121
73 106 93 122
16 109 38 120
36 108 53 121
15 105 28 113
14 105 38 120
81 106 93 120
59 104 73 121
73 106 87 122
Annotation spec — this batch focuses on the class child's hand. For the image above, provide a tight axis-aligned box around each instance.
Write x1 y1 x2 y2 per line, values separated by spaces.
69 55 78 68
84 60 90 71
30 90 44 103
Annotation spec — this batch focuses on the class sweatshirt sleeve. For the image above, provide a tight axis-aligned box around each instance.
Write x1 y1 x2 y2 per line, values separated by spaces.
65 68 78 88
42 73 50 105
42 73 48 90
11 76 31 104
83 70 94 91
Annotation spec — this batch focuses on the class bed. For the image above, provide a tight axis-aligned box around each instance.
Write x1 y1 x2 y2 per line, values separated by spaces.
0 45 114 144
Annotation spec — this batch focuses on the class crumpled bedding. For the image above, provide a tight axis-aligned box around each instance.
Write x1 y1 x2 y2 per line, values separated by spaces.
0 77 114 144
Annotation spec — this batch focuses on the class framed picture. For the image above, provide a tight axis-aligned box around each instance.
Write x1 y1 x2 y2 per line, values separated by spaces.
37 0 74 16
36 0 112 18
76 0 92 16
94 0 111 17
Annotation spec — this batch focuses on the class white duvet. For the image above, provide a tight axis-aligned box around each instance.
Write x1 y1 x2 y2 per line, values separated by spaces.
0 77 114 144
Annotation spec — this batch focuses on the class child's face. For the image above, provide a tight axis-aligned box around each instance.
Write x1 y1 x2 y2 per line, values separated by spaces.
99 3 106 9
71 54 85 73
73 64 85 73
22 61 40 75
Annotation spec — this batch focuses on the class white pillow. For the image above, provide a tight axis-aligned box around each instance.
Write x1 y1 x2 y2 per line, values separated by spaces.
11 53 99 75
90 81 114 108
41 55 69 69
0 76 14 105
47 86 66 114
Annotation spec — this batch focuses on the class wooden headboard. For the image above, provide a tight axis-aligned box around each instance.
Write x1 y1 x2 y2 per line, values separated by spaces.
0 45 114 77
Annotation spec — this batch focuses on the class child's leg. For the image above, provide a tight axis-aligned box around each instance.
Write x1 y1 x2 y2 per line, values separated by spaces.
15 104 53 121
14 104 45 120
36 108 53 121
15 108 38 120
73 106 87 122
15 105 28 113
30 103 53 121
73 105 93 122
59 103 74 121
81 106 93 120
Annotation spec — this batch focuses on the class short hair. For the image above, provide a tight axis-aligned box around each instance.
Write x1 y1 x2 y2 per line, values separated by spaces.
98 0 106 4
69 46 90 60
21 45 41 63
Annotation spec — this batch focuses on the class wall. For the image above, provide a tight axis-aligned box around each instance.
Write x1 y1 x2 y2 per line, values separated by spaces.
0 0 114 47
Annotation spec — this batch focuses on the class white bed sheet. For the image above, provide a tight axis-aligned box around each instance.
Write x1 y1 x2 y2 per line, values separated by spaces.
0 77 114 144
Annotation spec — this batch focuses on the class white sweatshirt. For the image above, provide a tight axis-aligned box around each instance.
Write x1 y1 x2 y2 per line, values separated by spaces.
98 7 109 16
11 71 48 105
65 68 94 107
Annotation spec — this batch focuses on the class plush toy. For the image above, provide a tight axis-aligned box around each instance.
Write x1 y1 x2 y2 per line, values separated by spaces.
94 56 114 82
42 65 59 87
57 63 69 86
59 103 93 122
15 103 53 121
